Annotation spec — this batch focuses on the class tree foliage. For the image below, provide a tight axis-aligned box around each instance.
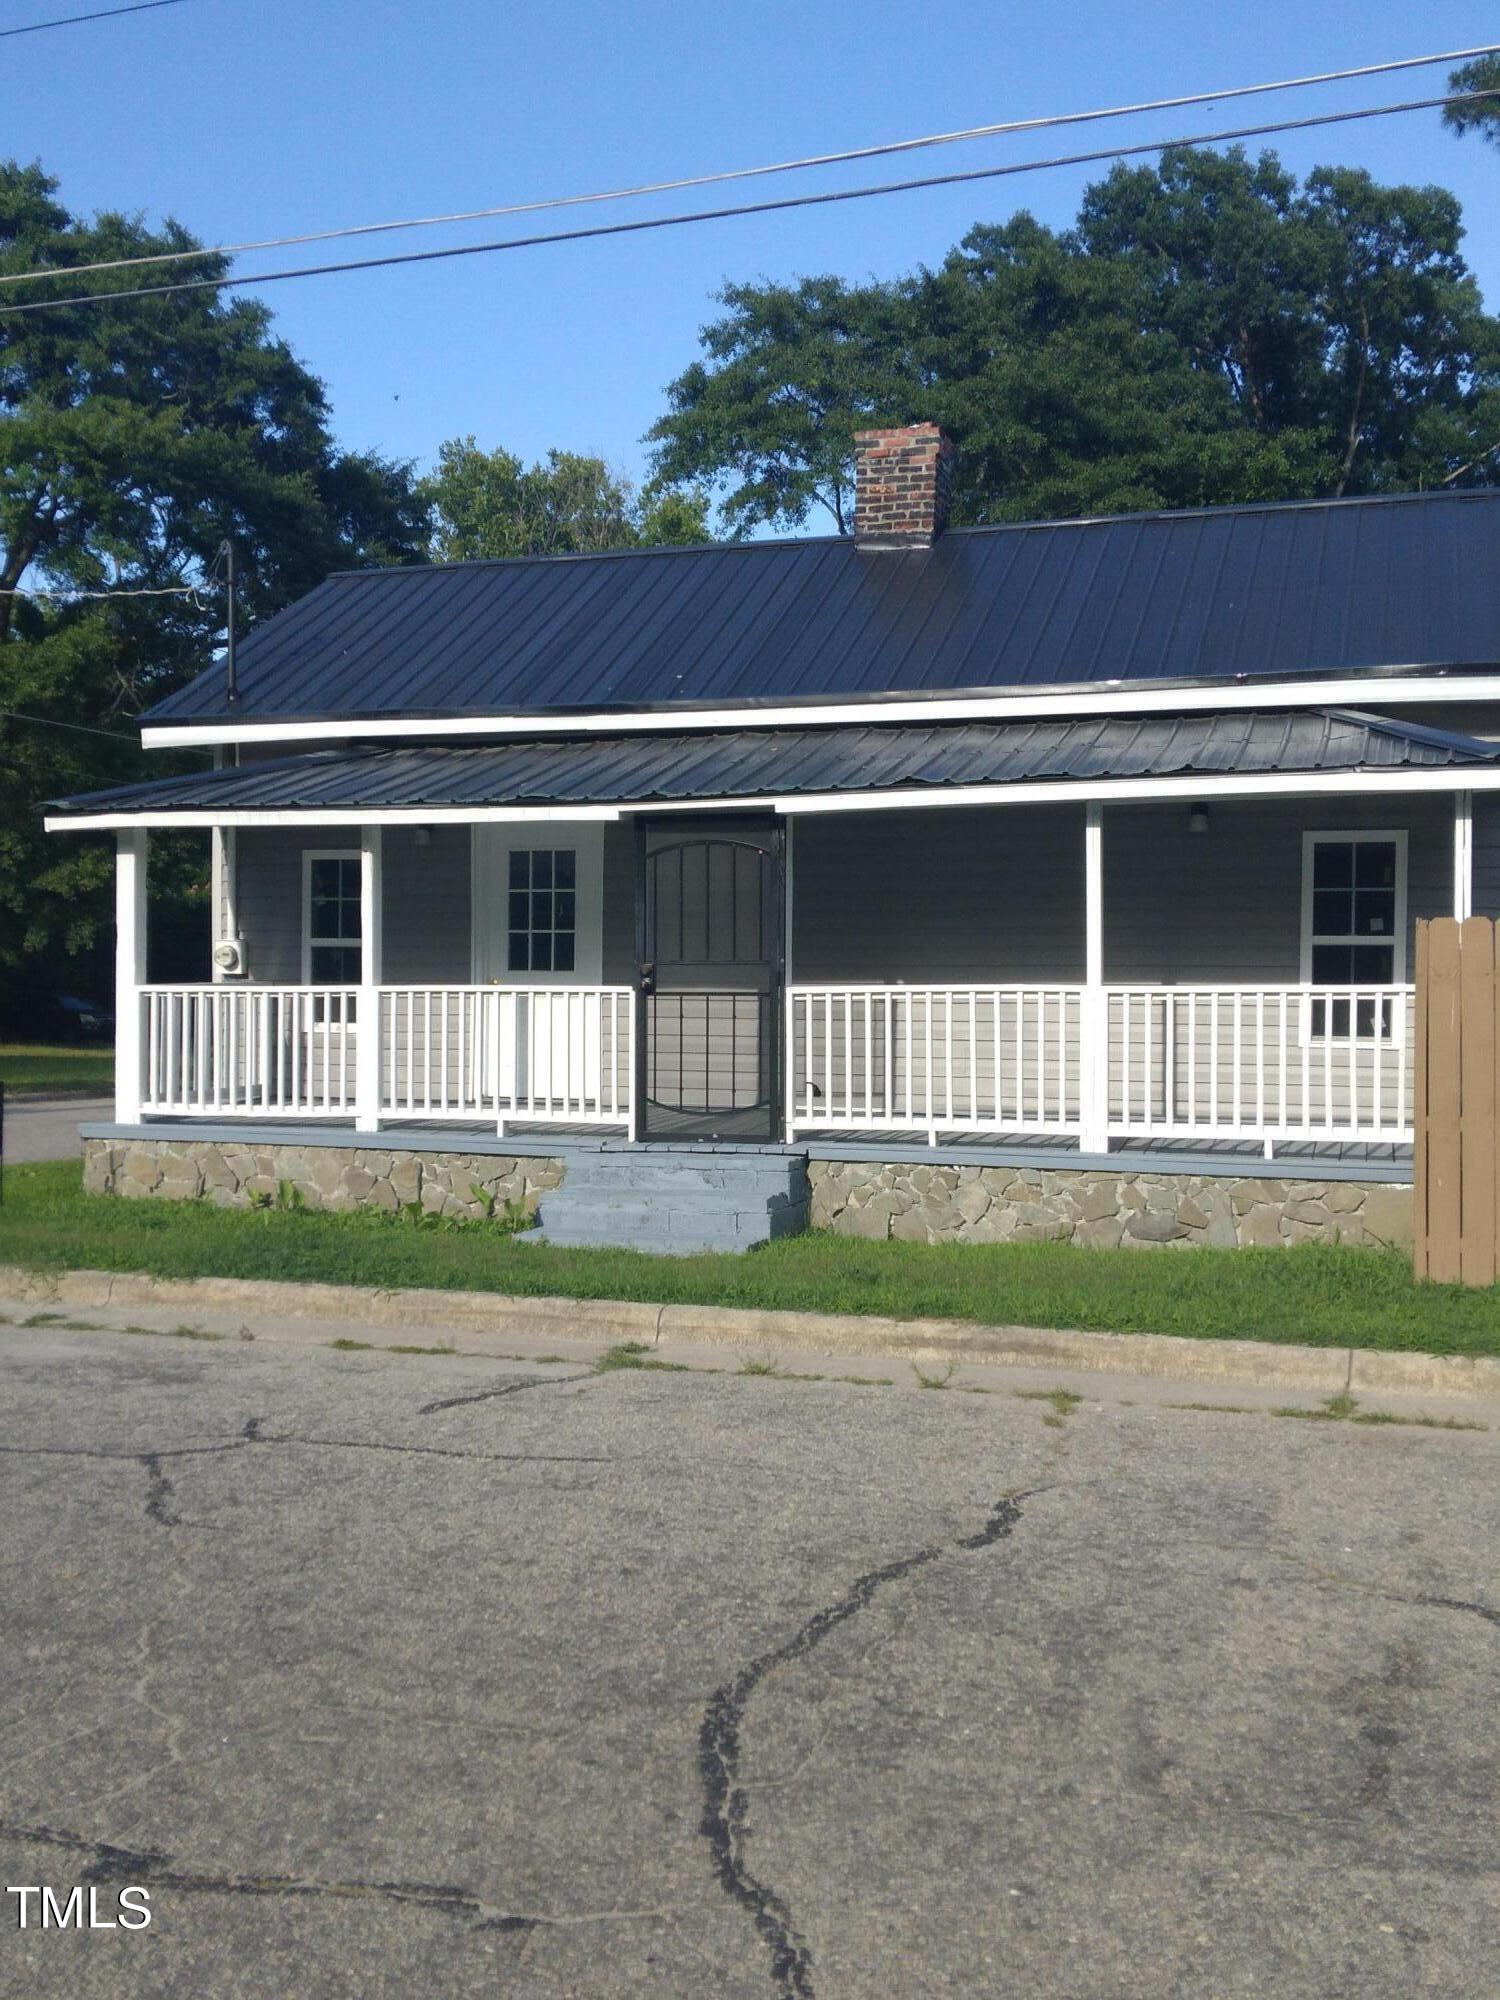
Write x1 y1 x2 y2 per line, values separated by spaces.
0 161 429 1006
421 437 710 561
649 147 1500 534
1445 56 1500 146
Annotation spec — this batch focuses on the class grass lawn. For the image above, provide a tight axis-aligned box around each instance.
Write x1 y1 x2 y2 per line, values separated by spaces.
0 1160 1492 1356
0 1044 114 1096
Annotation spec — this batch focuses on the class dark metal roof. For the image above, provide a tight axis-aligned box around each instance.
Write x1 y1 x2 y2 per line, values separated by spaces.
145 489 1500 726
53 710 1500 817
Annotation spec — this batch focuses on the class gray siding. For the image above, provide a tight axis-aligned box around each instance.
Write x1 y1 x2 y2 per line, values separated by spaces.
382 826 471 982
602 825 635 983
230 825 470 984
1475 795 1500 918
791 806 1086 983
1104 797 1451 984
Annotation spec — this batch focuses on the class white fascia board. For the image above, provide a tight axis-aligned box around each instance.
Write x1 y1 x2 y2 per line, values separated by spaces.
43 765 1500 835
136 671 1500 750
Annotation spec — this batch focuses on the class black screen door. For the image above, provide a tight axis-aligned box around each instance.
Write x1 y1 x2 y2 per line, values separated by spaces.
635 819 784 1142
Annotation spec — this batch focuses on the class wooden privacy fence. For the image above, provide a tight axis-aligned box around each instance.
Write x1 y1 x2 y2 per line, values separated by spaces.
1415 917 1500 1285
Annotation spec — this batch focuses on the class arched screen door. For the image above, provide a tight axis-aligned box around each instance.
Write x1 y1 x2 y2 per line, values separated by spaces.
635 819 784 1142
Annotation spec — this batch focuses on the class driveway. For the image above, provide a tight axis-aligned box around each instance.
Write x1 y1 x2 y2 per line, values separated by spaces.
1 1095 110 1163
1 1322 1497 1998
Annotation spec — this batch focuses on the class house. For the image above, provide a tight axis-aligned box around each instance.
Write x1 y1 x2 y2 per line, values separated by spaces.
46 424 1500 1251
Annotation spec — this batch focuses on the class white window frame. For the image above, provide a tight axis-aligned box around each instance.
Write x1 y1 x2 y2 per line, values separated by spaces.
470 824 604 985
301 847 363 985
1299 829 1407 1042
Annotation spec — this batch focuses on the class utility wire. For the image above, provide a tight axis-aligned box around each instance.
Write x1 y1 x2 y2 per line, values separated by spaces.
5 87 1495 317
0 582 204 601
0 41 1494 289
0 710 137 741
0 0 188 38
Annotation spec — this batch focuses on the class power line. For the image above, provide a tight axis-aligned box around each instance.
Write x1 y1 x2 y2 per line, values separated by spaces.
0 710 137 741
0 0 189 39
1 582 204 601
1 42 1494 290
4 87 1494 318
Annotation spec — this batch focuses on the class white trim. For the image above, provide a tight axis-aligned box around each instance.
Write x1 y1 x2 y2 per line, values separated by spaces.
136 671 1500 750
300 847 363 984
1455 790 1474 919
1080 803 1107 1153
45 763 1500 836
1299 828 1408 985
470 823 603 986
115 830 146 1125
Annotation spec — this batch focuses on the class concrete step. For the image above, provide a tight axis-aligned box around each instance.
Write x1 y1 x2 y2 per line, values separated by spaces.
532 1147 810 1253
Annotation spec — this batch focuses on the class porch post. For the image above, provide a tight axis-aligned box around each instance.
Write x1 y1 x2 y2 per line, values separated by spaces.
115 828 147 1125
1080 803 1109 1154
356 826 384 1132
1454 790 1474 921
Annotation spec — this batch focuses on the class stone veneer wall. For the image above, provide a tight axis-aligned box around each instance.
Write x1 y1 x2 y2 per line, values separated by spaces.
83 1138 563 1219
807 1160 1412 1250
82 1137 1413 1252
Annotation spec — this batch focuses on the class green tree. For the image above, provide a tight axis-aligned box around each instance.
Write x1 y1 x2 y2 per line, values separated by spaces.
649 148 1500 532
648 276 916 535
0 161 428 1009
1444 55 1500 145
422 438 710 561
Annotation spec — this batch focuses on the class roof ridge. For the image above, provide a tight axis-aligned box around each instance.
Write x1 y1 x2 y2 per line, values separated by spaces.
322 487 1499 581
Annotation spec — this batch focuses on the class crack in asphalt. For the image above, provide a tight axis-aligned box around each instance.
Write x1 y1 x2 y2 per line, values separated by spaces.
138 1454 179 1528
0 1818 668 1935
1416 1594 1500 1628
419 1373 591 1416
0 1415 608 1530
698 1490 1033 2000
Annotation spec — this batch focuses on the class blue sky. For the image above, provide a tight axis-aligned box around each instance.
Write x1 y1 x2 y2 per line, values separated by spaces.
9 0 1500 497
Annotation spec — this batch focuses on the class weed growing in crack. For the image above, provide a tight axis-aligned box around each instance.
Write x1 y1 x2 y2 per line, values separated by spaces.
329 1337 375 1351
1017 1387 1083 1426
912 1362 955 1390
738 1354 780 1377
1271 1391 1486 1431
595 1342 688 1374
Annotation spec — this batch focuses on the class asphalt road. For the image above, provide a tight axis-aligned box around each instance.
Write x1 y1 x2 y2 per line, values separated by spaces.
1 1324 1498 1999
1 1096 110 1163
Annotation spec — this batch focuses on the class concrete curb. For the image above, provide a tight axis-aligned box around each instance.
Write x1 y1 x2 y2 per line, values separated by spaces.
3 1261 1496 1401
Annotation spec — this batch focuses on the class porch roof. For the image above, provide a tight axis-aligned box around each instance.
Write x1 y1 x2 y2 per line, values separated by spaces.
48 708 1500 824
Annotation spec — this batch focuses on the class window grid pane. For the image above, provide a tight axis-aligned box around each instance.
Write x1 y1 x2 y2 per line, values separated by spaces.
307 855 362 983
1307 837 1399 1039
506 848 579 975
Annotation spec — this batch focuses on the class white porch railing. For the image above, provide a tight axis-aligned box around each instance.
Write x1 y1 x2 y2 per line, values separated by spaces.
139 985 359 1117
788 986 1083 1137
379 986 632 1125
137 984 632 1128
787 982 1414 1146
1107 985 1414 1144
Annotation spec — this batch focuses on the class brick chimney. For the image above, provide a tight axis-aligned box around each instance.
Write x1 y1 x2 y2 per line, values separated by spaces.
852 422 955 546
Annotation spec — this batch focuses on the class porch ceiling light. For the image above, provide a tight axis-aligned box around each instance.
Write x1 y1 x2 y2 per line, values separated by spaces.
1188 803 1210 834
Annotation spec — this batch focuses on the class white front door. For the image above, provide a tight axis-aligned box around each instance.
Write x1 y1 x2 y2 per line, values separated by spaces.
471 825 606 1104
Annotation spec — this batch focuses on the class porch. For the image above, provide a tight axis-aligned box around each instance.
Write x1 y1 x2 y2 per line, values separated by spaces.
107 782 1483 1167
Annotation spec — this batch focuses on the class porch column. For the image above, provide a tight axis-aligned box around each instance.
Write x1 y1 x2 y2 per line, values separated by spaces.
1079 803 1109 1154
1454 790 1474 921
115 828 147 1125
355 826 384 1132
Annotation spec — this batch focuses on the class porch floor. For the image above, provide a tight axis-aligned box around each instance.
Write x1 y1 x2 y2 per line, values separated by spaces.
79 1120 1414 1184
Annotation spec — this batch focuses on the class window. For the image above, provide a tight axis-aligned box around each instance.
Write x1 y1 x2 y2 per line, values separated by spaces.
507 847 576 974
1302 832 1406 1036
304 852 362 984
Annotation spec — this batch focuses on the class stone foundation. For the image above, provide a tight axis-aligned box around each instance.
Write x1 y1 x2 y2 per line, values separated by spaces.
807 1159 1412 1250
83 1138 564 1221
82 1137 1413 1252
